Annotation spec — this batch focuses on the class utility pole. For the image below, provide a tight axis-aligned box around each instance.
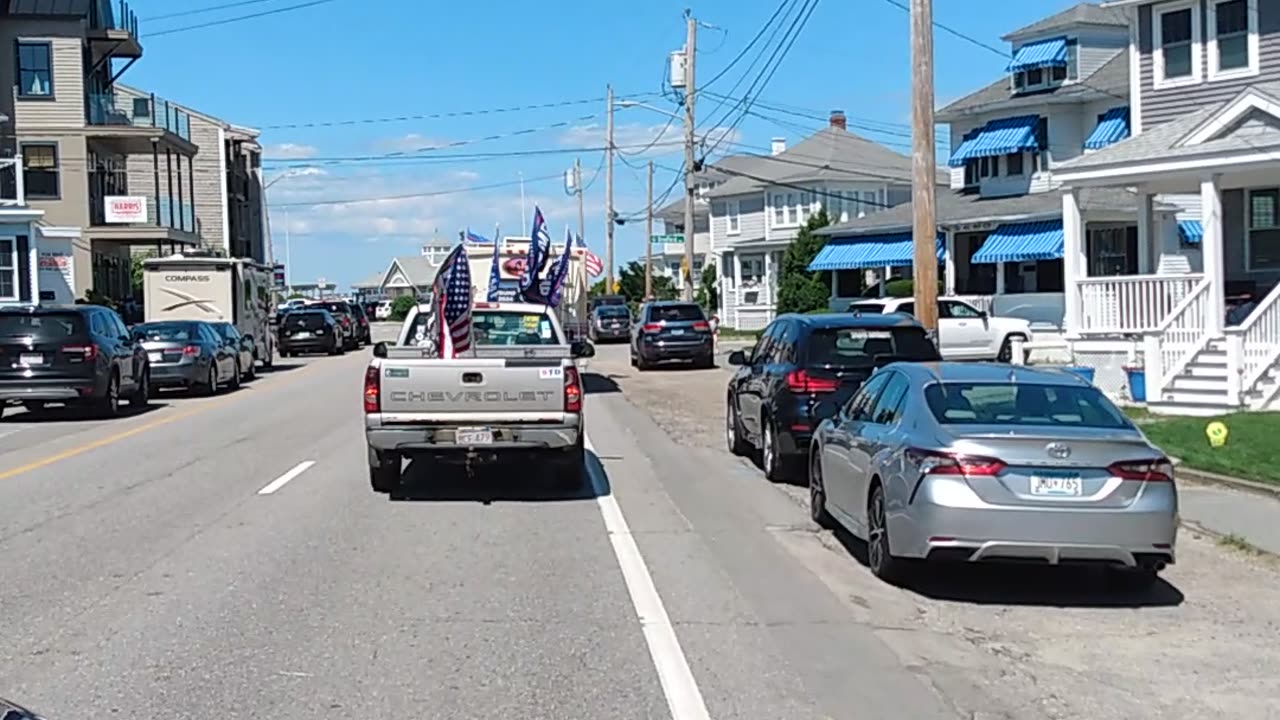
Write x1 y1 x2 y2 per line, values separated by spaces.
574 157 585 242
604 84 616 294
645 160 654 299
681 13 697 302
910 0 939 333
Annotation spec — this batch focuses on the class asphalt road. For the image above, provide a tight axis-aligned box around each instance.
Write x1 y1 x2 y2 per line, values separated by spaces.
0 329 962 720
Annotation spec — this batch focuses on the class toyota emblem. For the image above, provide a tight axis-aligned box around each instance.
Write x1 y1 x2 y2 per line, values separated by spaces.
1046 442 1071 459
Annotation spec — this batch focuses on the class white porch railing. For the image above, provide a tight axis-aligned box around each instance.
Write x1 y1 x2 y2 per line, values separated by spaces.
1143 279 1212 402
0 157 24 206
1227 281 1280 405
735 285 773 307
1078 274 1203 334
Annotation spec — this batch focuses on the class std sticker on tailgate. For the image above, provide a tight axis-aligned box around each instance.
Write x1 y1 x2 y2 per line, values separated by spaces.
539 367 563 380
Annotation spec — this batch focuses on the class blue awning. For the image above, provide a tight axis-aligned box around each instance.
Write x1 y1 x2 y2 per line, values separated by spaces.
809 232 945 271
948 115 1042 167
1006 37 1068 72
1178 220 1203 244
970 220 1065 264
1084 107 1130 150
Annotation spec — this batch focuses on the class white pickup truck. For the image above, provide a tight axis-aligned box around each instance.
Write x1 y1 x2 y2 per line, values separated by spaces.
363 301 596 494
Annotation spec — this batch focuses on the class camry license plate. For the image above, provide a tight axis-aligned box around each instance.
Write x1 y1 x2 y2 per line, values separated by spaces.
148 351 162 363
294 331 311 338
19 353 43 366
1030 474 1083 497
456 427 494 445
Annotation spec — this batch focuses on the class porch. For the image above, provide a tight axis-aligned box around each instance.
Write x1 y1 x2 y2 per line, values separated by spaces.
1055 84 1280 414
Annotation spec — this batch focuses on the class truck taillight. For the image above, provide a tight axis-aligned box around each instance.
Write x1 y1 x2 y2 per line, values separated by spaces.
564 366 582 413
363 365 380 413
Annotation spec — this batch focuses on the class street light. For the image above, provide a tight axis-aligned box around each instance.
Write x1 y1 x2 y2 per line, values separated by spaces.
264 167 315 288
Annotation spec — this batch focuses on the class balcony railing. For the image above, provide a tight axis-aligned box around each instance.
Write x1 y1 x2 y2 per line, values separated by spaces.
0 158 22 206
1077 273 1203 334
87 92 191 142
88 168 195 233
90 0 139 35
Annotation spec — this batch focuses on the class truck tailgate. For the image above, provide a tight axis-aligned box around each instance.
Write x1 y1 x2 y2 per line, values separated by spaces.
377 357 568 415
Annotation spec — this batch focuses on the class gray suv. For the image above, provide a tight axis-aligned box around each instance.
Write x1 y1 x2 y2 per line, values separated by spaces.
630 301 713 370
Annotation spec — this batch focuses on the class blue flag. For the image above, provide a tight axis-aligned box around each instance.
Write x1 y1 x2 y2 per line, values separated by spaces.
547 226 574 306
518 206 550 299
485 227 502 302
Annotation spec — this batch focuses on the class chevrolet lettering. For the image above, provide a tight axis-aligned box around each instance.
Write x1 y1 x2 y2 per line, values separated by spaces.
364 300 595 494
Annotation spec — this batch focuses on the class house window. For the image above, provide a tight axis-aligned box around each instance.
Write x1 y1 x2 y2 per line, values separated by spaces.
785 192 796 225
963 160 979 188
799 191 812 222
740 254 765 284
1155 3 1201 86
1247 189 1280 270
21 144 59 199
16 41 53 98
1007 152 1024 175
772 193 784 225
1209 0 1257 78
1025 68 1043 86
1066 39 1079 80
727 199 741 234
862 191 877 214
0 239 16 300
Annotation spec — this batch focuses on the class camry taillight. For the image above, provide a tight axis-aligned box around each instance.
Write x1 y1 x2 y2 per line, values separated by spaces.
564 366 582 413
363 365 380 413
1108 458 1174 482
906 448 1006 477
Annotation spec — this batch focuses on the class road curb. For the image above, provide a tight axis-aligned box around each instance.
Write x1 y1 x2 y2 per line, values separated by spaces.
1175 465 1280 500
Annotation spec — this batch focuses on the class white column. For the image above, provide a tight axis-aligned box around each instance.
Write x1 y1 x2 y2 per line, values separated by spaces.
830 270 839 310
1201 175 1225 336
764 251 773 305
944 231 957 294
995 263 1006 294
1137 191 1154 273
1062 188 1086 336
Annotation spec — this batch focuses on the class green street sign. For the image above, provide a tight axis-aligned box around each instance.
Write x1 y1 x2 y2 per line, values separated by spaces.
650 234 685 243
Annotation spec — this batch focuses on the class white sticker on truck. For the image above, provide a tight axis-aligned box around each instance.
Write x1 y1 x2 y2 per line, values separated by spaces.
539 367 564 380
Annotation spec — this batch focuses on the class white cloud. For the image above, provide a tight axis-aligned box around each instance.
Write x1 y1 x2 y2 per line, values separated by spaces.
263 142 318 159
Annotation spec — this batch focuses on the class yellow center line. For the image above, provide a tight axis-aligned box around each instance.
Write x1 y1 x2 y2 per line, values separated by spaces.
0 354 352 482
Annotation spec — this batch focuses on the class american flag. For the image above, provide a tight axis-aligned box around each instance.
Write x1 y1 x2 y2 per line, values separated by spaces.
578 234 604 277
434 244 473 357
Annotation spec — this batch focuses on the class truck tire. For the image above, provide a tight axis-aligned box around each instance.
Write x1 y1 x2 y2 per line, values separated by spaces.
369 450 402 494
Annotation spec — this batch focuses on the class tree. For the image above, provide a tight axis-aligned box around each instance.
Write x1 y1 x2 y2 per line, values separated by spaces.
775 209 833 315
695 261 718 312
390 295 417 321
590 261 676 303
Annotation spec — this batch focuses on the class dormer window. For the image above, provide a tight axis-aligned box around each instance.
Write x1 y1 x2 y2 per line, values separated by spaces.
1007 36 1077 93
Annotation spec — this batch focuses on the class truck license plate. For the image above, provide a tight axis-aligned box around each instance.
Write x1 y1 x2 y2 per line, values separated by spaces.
19 353 43 366
457 427 493 445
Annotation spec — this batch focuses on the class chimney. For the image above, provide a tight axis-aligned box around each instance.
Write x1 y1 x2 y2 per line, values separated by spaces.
829 110 847 131
770 137 786 155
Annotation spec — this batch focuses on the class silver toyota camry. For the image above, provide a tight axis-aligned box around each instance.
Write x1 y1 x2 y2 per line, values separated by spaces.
808 362 1178 590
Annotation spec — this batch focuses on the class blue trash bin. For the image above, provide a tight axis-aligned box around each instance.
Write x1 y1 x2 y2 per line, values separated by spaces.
1124 366 1146 402
1062 366 1096 384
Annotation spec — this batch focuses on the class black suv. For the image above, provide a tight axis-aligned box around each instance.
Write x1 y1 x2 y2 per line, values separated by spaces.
725 313 941 482
0 305 150 418
308 301 360 350
630 301 713 370
278 310 343 356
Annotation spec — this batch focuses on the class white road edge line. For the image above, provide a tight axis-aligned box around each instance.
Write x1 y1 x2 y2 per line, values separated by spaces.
258 460 316 495
585 433 711 720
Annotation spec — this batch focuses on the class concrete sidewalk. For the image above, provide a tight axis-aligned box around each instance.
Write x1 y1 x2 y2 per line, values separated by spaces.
1179 480 1280 555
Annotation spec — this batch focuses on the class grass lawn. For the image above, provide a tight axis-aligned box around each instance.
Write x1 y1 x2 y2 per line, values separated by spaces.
1125 409 1280 486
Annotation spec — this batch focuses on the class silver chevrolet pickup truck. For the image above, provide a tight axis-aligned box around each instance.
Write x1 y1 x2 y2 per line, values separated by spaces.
363 301 596 494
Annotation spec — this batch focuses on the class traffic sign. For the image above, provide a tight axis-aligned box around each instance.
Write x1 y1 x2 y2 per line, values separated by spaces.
650 234 684 243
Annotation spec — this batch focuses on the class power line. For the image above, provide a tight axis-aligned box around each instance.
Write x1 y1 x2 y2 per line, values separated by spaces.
268 172 563 208
142 0 279 22
695 0 793 98
264 140 687 166
145 0 337 38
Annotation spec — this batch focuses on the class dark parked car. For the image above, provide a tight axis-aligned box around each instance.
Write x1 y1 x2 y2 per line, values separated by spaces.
725 313 941 482
133 320 241 394
347 301 372 345
0 305 150 418
210 321 257 381
589 305 632 343
308 300 360 350
630 301 713 370
278 310 343 356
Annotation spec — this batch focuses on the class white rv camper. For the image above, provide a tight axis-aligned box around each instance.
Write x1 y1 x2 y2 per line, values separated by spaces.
141 254 275 369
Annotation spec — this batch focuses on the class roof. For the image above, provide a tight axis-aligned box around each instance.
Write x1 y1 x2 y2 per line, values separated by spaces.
705 126 941 198
384 255 439 287
816 187 1162 237
888 360 1096 387
937 52 1128 121
7 0 93 14
350 271 384 289
780 312 923 330
1056 80 1280 173
1002 3 1128 41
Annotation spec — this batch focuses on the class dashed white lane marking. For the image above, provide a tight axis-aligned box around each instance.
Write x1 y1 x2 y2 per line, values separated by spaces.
585 433 711 720
258 460 316 495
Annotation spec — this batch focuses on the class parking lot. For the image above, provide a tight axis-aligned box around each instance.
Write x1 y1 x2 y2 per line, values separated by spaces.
586 339 1280 720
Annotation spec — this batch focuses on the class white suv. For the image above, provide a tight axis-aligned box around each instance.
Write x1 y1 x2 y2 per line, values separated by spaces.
846 297 1032 362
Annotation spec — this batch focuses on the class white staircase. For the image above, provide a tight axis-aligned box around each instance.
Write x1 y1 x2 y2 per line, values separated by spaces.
1149 338 1240 415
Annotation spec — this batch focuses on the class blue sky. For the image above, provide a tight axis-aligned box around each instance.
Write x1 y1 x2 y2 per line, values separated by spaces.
122 0 1084 289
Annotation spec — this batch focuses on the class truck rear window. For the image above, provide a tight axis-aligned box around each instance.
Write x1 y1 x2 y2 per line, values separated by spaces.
806 327 940 366
0 313 84 340
473 311 561 346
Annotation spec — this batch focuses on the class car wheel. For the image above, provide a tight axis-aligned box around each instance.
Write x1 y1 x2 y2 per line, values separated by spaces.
329 342 342 356
98 373 121 418
629 351 637 368
809 451 836 530
369 452 403 494
726 398 751 456
698 353 715 369
761 417 789 483
230 362 242 391
204 365 219 396
245 355 257 380
129 369 150 407
867 483 910 585
997 335 1026 363
279 349 290 358
263 346 274 368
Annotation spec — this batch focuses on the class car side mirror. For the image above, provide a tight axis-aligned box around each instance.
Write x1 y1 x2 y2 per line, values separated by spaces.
373 341 389 358
727 350 747 366
571 339 595 359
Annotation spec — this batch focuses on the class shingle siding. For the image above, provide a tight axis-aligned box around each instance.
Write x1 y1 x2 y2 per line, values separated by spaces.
8 26 86 130
1078 36 1127 79
1138 0 1280 128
